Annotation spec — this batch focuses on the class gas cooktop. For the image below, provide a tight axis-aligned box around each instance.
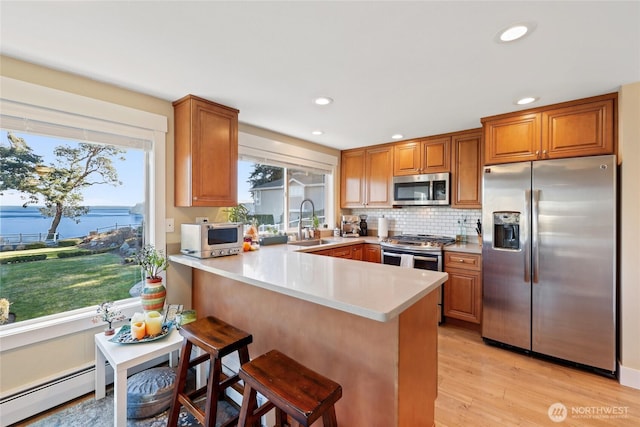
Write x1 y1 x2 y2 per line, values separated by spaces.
380 234 455 251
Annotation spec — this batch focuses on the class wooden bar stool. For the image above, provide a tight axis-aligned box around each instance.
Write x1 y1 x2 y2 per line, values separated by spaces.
237 349 343 427
167 316 253 427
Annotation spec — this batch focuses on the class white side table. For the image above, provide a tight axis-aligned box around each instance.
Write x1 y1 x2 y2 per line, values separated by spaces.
95 327 183 427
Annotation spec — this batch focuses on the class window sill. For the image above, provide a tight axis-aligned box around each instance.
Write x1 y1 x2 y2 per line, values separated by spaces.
0 298 142 352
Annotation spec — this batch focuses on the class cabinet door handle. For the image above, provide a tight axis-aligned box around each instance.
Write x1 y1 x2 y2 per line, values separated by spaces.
458 258 465 262
535 150 540 156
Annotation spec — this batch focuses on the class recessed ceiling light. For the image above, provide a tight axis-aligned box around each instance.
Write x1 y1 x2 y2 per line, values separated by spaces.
496 22 536 43
516 96 538 105
391 134 404 140
311 130 324 135
314 97 333 106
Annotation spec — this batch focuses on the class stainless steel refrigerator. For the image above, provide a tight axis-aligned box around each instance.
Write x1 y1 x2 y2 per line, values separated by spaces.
482 155 616 374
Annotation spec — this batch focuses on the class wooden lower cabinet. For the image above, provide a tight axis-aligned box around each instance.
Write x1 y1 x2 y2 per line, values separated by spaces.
311 248 332 257
444 251 482 324
331 244 363 260
311 243 382 263
364 244 381 263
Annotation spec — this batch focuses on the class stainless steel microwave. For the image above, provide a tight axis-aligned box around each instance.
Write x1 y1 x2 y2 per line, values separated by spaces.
392 173 450 206
180 222 243 258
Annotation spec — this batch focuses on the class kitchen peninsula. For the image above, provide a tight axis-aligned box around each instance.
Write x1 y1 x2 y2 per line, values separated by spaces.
170 240 448 426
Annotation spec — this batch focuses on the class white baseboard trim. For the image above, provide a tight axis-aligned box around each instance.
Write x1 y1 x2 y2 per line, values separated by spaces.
619 362 640 390
0 355 168 426
0 367 98 427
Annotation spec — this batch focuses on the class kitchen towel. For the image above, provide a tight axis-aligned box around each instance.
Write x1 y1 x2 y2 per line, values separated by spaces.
400 254 414 268
378 217 389 238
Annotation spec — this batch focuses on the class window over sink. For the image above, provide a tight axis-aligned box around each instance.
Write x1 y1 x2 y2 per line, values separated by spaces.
238 160 329 233
237 131 338 234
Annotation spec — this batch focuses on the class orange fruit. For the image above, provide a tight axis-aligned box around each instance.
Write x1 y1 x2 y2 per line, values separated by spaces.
243 242 251 252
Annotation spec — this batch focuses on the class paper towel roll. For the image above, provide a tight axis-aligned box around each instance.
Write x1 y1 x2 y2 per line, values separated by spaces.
378 217 388 238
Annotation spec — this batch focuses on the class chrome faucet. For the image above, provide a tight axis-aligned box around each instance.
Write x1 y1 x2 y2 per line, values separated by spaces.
298 198 315 240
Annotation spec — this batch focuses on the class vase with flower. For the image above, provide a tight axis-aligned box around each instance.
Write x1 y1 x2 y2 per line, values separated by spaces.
93 301 125 335
136 245 169 312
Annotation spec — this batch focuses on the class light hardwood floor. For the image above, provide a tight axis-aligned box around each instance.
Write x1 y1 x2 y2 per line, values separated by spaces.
436 325 640 426
15 324 640 426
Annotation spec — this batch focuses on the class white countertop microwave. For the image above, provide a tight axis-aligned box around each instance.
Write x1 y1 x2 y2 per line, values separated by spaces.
392 173 450 206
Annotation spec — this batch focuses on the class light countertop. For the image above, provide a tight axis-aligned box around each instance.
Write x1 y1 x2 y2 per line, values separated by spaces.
170 238 448 323
443 239 483 254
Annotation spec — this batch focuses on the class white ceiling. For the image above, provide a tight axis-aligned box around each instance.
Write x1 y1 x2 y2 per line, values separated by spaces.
1 1 638 150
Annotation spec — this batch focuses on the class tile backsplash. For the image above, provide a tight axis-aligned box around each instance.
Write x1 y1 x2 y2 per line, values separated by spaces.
348 206 482 238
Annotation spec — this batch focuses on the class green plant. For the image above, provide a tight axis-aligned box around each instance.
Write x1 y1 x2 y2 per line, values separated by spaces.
136 245 169 279
225 204 250 224
312 215 320 229
57 249 91 259
58 239 82 247
25 242 47 250
0 254 48 264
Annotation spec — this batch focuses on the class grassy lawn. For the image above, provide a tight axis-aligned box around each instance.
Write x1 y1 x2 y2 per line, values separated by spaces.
1 251 141 322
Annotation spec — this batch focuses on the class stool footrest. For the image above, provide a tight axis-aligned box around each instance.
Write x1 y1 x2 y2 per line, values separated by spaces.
188 352 210 368
177 395 205 424
219 372 244 396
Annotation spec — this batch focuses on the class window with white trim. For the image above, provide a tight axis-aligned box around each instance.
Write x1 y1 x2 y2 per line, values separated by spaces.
237 131 337 234
0 77 166 341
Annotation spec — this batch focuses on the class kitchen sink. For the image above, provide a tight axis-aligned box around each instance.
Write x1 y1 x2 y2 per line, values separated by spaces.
288 239 334 247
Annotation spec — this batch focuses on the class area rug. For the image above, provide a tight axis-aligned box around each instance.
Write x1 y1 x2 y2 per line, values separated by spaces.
24 388 239 427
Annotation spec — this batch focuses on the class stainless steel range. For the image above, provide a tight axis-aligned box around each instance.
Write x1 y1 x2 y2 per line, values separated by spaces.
380 234 454 271
380 234 455 323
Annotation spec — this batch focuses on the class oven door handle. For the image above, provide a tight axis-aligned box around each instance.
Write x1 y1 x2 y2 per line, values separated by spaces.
382 251 438 263
414 255 439 263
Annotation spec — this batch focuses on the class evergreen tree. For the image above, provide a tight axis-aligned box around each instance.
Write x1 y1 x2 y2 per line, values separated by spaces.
0 133 125 239
247 164 283 188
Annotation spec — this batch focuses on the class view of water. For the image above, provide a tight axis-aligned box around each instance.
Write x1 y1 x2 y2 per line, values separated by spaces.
0 205 143 242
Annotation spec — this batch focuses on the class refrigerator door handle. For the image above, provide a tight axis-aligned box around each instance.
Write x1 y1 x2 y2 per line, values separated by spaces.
524 190 531 282
532 189 541 283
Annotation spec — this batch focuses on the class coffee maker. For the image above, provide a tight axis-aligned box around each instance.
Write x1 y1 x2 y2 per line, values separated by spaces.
341 215 360 237
359 215 368 236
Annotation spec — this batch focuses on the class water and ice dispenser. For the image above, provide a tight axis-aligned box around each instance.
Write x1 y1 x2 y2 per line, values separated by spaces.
493 212 520 250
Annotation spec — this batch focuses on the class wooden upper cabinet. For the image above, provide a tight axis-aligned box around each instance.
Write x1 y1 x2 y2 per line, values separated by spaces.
173 95 239 207
451 130 482 209
393 137 450 176
483 93 616 165
393 141 421 175
341 145 393 208
340 149 366 207
542 98 615 158
365 145 394 207
482 113 541 165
